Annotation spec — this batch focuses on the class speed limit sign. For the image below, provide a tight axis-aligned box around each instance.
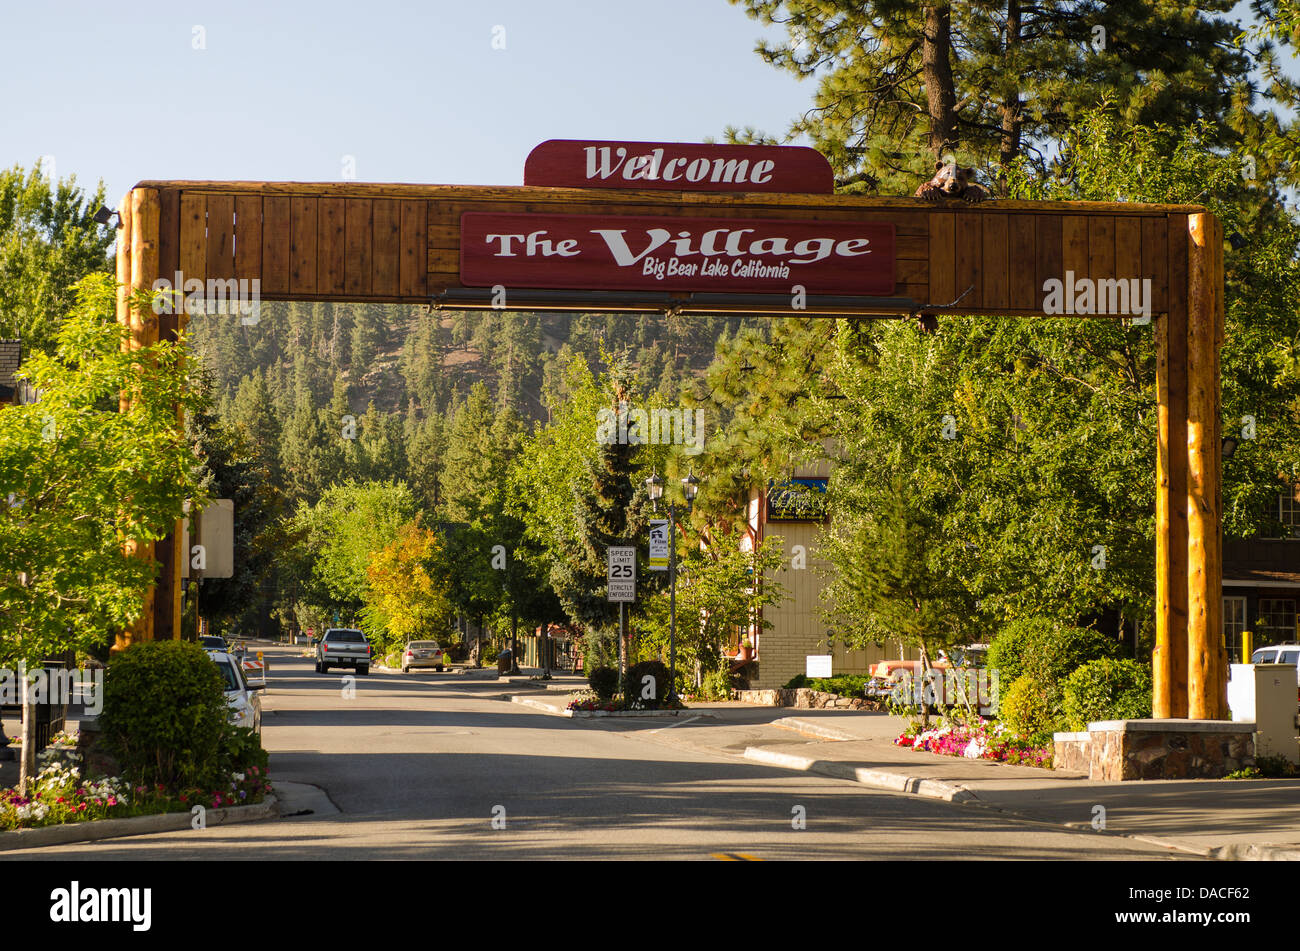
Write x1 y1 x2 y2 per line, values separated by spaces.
607 547 636 602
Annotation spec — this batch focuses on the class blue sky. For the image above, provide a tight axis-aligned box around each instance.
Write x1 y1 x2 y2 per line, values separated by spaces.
0 0 813 205
0 1 1284 207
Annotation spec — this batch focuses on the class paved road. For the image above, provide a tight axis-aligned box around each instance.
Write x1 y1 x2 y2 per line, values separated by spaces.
4 647 1192 860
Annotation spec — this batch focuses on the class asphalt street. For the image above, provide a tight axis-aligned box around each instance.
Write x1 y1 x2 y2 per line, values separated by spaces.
4 647 1194 860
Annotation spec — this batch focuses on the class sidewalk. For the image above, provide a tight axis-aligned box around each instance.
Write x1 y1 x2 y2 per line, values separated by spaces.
732 708 1300 859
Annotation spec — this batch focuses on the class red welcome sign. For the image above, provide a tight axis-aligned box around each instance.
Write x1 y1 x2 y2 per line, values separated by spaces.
460 213 895 295
524 140 834 194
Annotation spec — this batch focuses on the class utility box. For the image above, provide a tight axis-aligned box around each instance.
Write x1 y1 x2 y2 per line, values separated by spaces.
1228 663 1299 765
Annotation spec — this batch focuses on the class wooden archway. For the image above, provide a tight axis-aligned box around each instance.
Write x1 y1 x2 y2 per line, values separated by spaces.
112 180 1224 719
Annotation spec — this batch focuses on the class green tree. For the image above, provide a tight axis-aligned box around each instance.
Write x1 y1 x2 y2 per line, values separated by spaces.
0 163 114 356
727 1 1276 191
0 276 202 784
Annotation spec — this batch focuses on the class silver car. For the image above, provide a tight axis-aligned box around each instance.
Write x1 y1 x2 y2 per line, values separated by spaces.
210 651 263 734
401 640 447 673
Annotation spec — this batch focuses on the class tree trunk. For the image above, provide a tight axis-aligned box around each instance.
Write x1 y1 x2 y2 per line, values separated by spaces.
19 672 37 794
998 0 1023 191
918 642 933 730
922 4 959 160
510 607 520 675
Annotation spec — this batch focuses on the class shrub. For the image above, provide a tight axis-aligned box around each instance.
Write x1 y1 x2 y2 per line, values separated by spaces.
98 641 231 789
988 617 1119 689
218 726 269 776
807 675 871 698
627 660 670 704
998 674 1057 739
782 673 809 689
1061 658 1153 731
587 665 619 700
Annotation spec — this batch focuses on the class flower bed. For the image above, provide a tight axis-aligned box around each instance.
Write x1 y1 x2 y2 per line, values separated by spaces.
0 741 271 831
564 689 686 713
896 719 1053 769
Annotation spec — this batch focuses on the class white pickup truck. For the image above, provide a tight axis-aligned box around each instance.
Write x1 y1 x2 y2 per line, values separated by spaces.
316 628 372 675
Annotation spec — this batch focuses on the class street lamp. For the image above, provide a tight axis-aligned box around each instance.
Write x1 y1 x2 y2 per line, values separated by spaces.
647 470 700 703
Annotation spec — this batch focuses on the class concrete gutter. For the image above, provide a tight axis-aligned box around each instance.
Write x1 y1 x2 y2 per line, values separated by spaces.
0 796 279 852
742 746 977 803
770 717 858 742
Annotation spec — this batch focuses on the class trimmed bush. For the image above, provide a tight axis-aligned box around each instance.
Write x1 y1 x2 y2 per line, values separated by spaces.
587 665 619 700
627 660 670 704
988 617 1119 688
998 674 1056 739
99 641 231 789
1061 658 1152 731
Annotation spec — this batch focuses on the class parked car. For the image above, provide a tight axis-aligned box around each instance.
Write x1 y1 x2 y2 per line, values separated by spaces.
401 641 447 673
316 628 371 675
1249 644 1300 699
210 651 263 734
199 635 228 653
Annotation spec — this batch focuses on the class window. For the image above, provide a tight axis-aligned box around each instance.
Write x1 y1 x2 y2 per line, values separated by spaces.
1280 488 1300 538
1280 649 1300 665
1257 599 1297 646
1223 596 1247 662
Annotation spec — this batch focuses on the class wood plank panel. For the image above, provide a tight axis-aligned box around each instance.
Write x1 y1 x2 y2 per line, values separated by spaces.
982 214 1009 310
1035 214 1062 306
1142 216 1169 313
954 213 982 309
896 258 928 284
897 235 928 260
318 197 346 295
928 212 955 305
1062 216 1089 282
261 197 290 295
157 188 180 319
400 200 427 297
372 199 400 296
1087 216 1115 282
234 195 262 282
1009 214 1036 310
345 199 373 296
179 193 206 284
290 197 318 294
205 194 234 280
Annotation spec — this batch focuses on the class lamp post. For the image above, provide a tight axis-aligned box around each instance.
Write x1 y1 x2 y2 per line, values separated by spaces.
647 471 699 703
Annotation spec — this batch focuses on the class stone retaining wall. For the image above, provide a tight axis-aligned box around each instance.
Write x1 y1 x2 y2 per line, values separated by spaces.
1054 719 1255 780
734 687 885 711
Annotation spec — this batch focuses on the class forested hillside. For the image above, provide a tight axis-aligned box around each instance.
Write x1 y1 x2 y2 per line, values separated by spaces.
187 303 751 508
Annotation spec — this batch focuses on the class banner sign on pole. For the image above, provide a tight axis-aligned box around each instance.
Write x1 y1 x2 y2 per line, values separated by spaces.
607 547 636 602
648 520 669 570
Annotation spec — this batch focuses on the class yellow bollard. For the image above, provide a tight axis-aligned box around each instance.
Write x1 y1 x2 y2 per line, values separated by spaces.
1242 630 1253 663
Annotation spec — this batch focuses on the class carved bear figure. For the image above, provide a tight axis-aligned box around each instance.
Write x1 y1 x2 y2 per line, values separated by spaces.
915 162 989 202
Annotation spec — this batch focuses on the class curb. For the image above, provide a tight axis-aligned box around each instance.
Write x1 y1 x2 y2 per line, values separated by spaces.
770 717 859 742
741 745 1286 860
742 746 979 803
509 695 702 718
0 796 279 853
1207 843 1300 861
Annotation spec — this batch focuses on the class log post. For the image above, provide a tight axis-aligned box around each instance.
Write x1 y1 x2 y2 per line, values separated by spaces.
1187 212 1226 719
1154 216 1190 718
115 187 163 650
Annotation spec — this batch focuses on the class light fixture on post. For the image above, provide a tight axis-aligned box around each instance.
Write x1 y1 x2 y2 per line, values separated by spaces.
92 205 123 229
647 469 701 704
